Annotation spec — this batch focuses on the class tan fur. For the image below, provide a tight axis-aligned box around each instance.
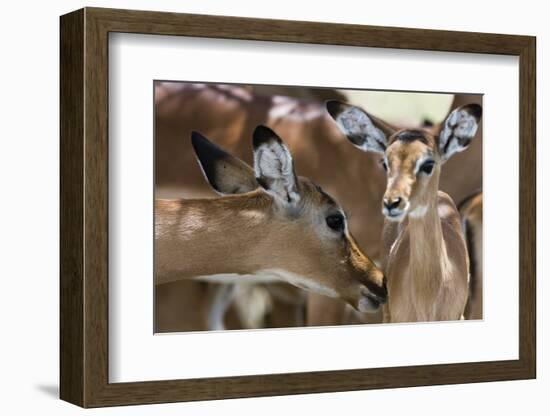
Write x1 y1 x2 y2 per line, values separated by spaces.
327 99 480 323
156 85 482 326
155 182 386 312
380 137 469 323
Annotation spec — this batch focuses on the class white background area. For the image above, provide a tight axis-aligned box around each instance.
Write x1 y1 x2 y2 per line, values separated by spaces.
0 0 546 415
109 34 519 382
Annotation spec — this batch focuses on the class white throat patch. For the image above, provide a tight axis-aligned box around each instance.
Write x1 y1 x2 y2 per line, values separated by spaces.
409 204 428 218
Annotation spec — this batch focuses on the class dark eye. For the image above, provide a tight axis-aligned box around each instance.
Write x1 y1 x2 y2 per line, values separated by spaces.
380 159 388 172
420 161 435 175
326 213 345 232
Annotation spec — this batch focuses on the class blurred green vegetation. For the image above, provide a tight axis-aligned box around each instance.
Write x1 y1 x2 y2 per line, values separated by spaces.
343 90 454 126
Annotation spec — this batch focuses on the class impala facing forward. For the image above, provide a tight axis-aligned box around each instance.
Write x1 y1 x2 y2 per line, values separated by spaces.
327 100 482 323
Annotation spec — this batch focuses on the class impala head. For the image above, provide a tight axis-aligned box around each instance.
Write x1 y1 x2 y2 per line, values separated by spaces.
327 100 482 221
191 126 386 312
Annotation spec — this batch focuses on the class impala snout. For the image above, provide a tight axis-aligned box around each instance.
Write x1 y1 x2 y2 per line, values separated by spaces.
383 196 402 211
367 274 388 301
344 235 387 313
357 280 387 313
382 193 409 220
356 269 387 313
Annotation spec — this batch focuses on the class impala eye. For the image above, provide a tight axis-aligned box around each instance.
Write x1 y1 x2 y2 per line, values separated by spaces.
420 160 435 175
380 159 388 172
326 213 345 232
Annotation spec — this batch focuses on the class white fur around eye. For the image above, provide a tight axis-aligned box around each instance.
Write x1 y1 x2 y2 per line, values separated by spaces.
382 156 390 173
414 156 435 175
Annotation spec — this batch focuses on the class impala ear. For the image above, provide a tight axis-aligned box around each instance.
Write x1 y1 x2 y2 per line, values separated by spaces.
439 104 482 161
252 125 300 205
326 100 394 154
191 131 257 195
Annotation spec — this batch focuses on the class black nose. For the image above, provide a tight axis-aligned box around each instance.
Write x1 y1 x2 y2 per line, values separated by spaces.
365 277 388 303
384 197 402 211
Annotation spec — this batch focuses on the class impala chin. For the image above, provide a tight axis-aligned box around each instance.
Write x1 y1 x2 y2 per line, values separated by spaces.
357 287 386 313
384 211 405 222
357 294 381 313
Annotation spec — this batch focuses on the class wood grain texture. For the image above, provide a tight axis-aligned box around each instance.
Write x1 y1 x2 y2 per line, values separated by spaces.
59 9 84 406
83 10 110 406
518 38 536 376
59 7 537 408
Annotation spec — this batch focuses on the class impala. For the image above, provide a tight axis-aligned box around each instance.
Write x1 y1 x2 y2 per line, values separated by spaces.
155 125 387 316
155 83 483 328
155 82 482 330
327 100 482 322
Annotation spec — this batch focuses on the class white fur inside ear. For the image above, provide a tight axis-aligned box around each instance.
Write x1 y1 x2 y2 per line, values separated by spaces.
335 107 387 153
254 141 300 203
440 108 479 160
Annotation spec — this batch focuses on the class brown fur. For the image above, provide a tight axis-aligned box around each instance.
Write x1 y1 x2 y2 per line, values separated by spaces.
327 100 480 323
381 192 469 322
156 84 482 326
155 182 386 312
379 135 470 322
459 192 483 320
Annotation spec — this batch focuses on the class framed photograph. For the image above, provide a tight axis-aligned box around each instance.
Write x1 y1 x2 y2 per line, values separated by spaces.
60 7 536 407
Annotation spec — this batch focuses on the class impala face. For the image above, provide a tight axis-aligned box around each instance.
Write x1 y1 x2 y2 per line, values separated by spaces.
327 100 482 222
381 130 440 221
271 177 387 312
190 126 387 312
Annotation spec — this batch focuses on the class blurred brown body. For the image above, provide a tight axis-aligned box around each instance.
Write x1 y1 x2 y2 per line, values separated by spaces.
459 191 483 320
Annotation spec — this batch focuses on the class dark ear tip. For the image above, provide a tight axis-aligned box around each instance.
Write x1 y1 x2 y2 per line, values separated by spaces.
464 103 482 120
191 130 221 159
191 130 206 146
326 100 345 118
253 125 281 148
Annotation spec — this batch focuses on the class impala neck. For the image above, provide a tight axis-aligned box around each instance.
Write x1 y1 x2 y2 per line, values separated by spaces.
155 190 276 285
407 175 449 292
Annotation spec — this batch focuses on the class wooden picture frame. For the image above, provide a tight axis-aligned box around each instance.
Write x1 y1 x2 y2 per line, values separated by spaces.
60 7 536 408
